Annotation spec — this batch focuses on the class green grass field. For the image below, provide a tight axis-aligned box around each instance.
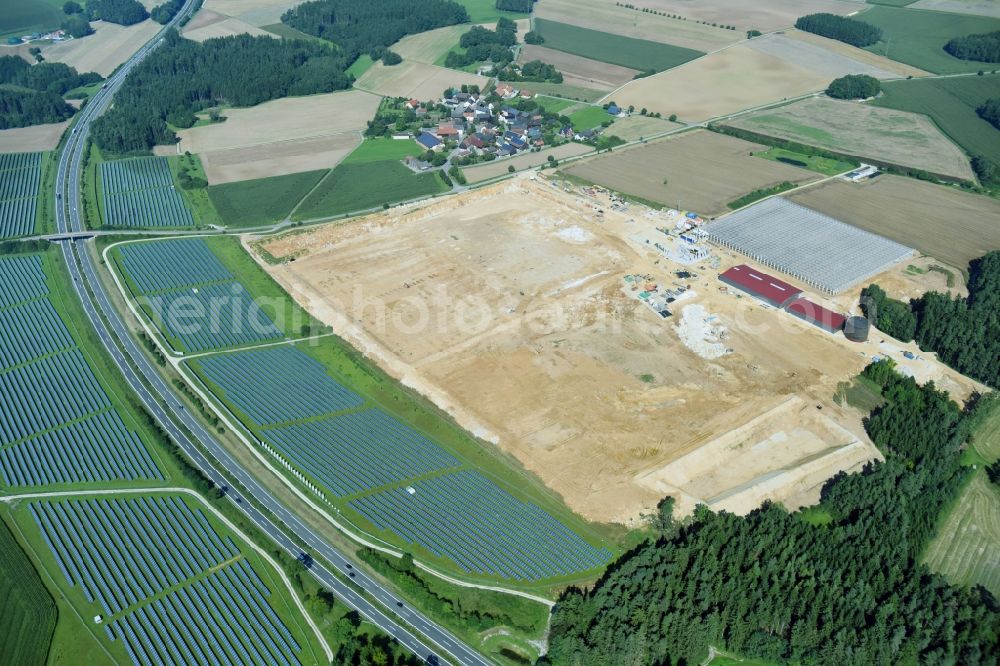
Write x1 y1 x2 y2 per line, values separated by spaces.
872 74 1000 166
867 0 917 6
292 161 448 221
568 105 613 130
0 517 56 666
208 169 327 228
533 18 704 72
753 147 858 177
535 95 578 115
167 153 223 228
342 137 422 164
973 399 1000 462
454 0 529 23
346 54 375 79
860 6 1000 73
0 0 63 40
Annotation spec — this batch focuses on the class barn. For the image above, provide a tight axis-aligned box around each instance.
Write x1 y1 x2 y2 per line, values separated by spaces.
786 298 847 334
719 264 802 308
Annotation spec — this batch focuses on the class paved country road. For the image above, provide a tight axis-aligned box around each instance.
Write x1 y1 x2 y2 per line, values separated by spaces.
51 3 495 664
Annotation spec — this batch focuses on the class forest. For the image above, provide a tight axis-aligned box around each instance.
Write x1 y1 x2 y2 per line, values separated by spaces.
150 0 184 24
282 0 469 65
495 60 563 83
979 97 1000 130
945 30 1000 63
496 0 535 12
863 251 1000 389
90 30 352 153
0 56 100 129
794 13 883 47
825 74 880 100
545 361 1000 665
87 0 148 25
445 19 517 68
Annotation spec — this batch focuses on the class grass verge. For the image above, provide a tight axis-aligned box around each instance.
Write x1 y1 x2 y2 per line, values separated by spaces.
167 152 223 228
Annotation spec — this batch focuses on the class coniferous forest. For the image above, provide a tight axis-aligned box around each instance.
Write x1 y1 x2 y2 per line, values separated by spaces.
0 56 100 129
945 31 1000 64
794 13 883 48
545 361 1000 665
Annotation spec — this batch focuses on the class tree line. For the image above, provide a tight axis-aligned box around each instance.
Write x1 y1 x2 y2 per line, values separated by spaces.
979 97 1000 130
281 0 469 65
496 0 535 12
825 74 880 100
795 13 883 48
90 29 353 153
945 30 1000 64
862 251 1000 389
545 360 999 665
0 56 100 129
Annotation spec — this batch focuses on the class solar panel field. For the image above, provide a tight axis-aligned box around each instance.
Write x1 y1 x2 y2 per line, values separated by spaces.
191 344 613 582
0 254 164 489
25 495 310 666
115 238 285 353
0 152 42 239
99 157 195 229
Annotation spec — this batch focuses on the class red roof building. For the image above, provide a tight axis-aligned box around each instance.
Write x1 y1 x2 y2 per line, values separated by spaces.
786 298 846 334
719 264 802 308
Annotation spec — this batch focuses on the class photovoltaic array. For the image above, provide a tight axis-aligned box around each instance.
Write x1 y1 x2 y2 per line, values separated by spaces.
0 254 163 488
118 239 283 352
100 157 195 228
195 344 613 580
0 152 42 239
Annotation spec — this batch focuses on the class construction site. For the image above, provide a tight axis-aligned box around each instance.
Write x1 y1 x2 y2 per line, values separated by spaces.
254 174 981 525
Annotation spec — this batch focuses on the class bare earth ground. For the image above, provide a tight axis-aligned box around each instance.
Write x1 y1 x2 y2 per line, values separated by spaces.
184 17 276 42
0 121 67 152
606 115 683 141
43 20 160 76
254 177 916 524
534 0 740 51
727 96 975 180
743 33 900 79
911 0 1000 17
462 144 594 183
605 45 830 121
784 29 929 78
789 176 1000 271
631 0 860 32
562 130 818 217
355 61 488 101
171 90 380 183
518 45 639 89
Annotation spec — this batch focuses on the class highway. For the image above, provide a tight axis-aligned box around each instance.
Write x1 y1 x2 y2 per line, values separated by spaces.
51 3 495 665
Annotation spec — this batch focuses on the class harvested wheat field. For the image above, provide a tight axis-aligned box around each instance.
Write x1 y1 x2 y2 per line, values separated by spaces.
607 115 682 141
355 61 488 100
462 144 594 182
743 33 901 79
633 0 859 32
184 17 276 41
789 176 1000 271
173 90 380 183
911 0 1000 18
255 176 890 524
44 20 160 76
199 0 305 26
607 45 830 121
535 0 740 51
785 29 928 78
0 122 67 152
563 130 818 216
519 45 639 89
727 97 975 180
392 25 468 64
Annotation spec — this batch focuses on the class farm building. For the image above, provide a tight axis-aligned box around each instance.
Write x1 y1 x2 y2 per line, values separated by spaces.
719 264 802 308
704 197 913 294
786 298 846 334
846 164 878 182
416 132 443 151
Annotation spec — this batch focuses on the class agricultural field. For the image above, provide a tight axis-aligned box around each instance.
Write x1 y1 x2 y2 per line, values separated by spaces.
0 253 165 489
0 122 68 154
911 0 1000 17
342 137 423 164
621 0 860 32
608 114 683 141
0 517 56 666
499 79 609 102
534 0 741 51
188 340 612 582
291 161 448 221
43 19 160 77
462 143 594 183
608 45 830 122
860 5 1000 73
726 96 975 181
392 25 468 65
923 474 1000 596
0 0 62 40
0 152 42 239
354 60 488 100
788 175 1000 270
873 74 1000 167
258 178 883 525
208 170 327 227
784 28 929 77
533 19 704 73
562 130 818 217
568 105 616 130
743 33 903 79
113 237 303 353
518 45 640 90
454 0 530 22
751 147 858 177
99 157 195 228
183 0 303 40
172 90 380 184
19 494 320 665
